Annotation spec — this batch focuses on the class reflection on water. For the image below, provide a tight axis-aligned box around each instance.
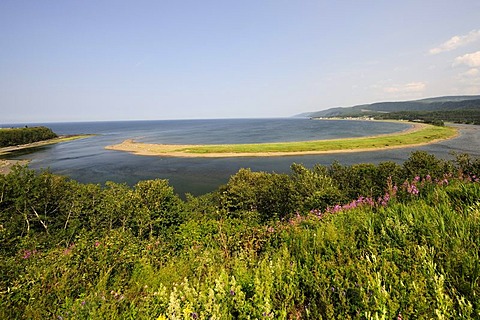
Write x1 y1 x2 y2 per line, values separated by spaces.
2 119 479 196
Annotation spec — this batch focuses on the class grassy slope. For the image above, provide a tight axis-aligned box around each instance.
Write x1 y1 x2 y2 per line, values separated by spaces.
3 179 479 318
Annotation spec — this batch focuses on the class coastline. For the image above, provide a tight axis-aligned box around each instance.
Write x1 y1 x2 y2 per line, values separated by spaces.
0 134 93 157
0 135 93 174
105 121 459 158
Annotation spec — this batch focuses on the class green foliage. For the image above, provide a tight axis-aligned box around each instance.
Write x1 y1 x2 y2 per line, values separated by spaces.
329 161 403 199
133 179 185 238
1 152 479 318
374 109 480 125
0 126 58 147
220 168 295 221
403 150 454 179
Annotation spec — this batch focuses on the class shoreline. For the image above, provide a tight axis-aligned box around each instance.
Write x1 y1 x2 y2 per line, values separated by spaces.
0 135 94 174
105 121 459 158
0 134 93 157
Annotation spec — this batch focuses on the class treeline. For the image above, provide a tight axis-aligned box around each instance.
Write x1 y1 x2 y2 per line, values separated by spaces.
0 126 58 148
373 109 480 125
1 152 480 318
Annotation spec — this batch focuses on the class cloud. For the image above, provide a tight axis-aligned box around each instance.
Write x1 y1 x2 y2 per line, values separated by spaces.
429 29 480 55
460 68 479 77
383 82 426 94
453 51 480 67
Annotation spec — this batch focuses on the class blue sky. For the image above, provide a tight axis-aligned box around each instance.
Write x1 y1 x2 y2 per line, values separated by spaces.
1 1 480 123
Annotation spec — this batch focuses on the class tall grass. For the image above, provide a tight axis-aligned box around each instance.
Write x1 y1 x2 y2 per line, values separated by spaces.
2 178 479 319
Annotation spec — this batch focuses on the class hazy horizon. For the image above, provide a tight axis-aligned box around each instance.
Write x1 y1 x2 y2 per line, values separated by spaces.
1 1 480 123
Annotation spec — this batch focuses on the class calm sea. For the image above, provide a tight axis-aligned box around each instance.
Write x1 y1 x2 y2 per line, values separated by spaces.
2 118 479 196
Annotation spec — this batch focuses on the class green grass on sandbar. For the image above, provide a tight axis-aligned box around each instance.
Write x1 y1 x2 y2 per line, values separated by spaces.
178 124 457 154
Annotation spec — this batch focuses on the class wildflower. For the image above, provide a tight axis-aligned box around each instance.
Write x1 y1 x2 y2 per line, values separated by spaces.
22 250 31 259
22 249 37 259
365 197 375 206
190 312 198 319
94 241 100 247
406 182 419 195
230 289 235 296
81 300 86 306
63 243 75 255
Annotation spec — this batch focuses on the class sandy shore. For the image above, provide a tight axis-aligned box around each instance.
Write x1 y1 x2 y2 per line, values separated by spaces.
105 122 458 158
0 159 29 174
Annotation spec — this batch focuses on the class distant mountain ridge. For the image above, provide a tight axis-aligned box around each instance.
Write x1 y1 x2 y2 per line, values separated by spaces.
301 95 480 118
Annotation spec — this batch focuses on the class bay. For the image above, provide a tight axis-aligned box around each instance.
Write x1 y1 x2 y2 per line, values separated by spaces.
2 118 479 196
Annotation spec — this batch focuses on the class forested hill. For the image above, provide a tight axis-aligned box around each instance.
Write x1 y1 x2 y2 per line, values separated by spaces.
302 95 480 118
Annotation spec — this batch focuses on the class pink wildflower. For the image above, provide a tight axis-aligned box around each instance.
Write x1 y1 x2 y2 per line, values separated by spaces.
22 249 37 259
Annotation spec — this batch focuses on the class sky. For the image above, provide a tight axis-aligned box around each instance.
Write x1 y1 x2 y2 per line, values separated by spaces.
1 1 480 123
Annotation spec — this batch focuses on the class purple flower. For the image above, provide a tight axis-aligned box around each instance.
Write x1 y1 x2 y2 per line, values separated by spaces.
230 289 235 296
22 249 37 259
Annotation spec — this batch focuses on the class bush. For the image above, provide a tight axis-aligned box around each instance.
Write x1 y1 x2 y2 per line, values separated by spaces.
1 152 480 318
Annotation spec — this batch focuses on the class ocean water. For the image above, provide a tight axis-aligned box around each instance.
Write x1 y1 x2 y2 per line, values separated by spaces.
2 118 479 196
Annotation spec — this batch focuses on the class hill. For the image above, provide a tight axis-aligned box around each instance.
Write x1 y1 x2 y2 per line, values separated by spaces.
301 95 480 124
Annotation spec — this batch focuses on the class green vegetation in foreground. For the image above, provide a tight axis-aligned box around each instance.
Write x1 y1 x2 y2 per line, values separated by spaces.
1 151 480 318
176 124 456 154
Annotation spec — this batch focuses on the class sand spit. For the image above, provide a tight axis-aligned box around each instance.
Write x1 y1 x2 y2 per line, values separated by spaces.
105 122 458 158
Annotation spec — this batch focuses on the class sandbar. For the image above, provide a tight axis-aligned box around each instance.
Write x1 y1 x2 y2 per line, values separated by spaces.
105 122 458 158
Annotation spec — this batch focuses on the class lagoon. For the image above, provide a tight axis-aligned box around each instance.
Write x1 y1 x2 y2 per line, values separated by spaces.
2 118 479 196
